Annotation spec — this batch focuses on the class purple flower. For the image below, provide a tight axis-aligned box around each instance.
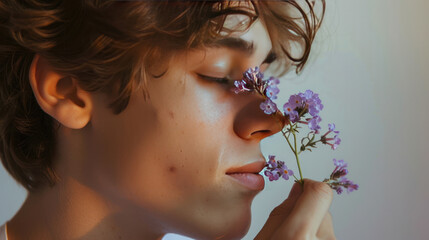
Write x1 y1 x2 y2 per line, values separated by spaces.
267 76 280 86
289 112 299 123
308 100 323 117
243 66 263 84
283 90 324 120
330 159 349 179
339 177 359 193
267 155 278 168
322 131 341 150
235 76 357 195
233 80 252 94
283 103 300 123
324 123 340 136
332 168 348 179
333 159 347 168
264 170 280 181
331 135 341 150
301 89 315 100
260 99 278 114
279 164 294 180
299 90 323 117
264 156 295 182
308 116 322 132
346 182 359 193
235 67 282 102
265 85 280 100
288 94 304 109
283 103 294 114
328 159 356 191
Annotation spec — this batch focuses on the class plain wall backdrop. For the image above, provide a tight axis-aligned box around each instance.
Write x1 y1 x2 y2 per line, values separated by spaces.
1 1 428 239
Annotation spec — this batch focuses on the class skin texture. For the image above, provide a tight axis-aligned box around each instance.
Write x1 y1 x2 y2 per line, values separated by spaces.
7 15 336 240
256 179 335 240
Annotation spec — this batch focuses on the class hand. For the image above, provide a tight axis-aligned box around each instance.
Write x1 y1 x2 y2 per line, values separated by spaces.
255 179 336 240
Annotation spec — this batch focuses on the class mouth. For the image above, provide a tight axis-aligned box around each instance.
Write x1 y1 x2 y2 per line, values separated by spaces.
225 161 266 191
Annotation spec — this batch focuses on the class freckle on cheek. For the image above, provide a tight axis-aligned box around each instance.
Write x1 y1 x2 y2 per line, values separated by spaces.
169 111 175 119
168 166 177 173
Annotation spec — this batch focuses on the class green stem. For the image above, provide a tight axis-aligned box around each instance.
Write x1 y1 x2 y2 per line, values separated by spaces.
292 174 299 182
291 126 304 183
282 129 295 154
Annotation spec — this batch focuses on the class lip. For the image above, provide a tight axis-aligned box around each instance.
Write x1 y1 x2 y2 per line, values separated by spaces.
226 161 267 191
227 173 265 191
225 161 267 174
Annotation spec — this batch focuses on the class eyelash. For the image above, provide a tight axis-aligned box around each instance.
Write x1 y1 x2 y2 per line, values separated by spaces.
197 53 277 85
264 52 277 64
197 74 232 85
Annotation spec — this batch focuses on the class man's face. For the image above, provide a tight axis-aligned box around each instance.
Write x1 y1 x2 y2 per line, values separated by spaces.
85 17 282 239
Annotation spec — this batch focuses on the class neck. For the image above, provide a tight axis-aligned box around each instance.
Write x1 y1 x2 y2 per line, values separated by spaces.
7 125 167 240
7 175 165 240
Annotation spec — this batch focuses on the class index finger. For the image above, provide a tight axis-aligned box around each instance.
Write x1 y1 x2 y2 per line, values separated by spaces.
255 182 302 240
274 179 333 238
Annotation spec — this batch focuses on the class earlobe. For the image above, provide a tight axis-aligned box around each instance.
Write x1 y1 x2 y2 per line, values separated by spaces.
29 54 92 129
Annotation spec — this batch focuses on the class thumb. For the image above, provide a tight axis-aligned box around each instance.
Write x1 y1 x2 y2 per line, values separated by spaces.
255 182 303 240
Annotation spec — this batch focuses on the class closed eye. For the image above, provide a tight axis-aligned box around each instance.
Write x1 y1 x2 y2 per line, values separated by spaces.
263 51 277 64
197 73 232 85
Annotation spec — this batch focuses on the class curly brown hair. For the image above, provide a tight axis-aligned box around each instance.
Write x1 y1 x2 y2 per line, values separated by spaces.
0 0 325 191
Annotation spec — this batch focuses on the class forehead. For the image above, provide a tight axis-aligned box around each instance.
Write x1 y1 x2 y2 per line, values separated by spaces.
172 19 273 73
213 17 273 57
149 2 272 70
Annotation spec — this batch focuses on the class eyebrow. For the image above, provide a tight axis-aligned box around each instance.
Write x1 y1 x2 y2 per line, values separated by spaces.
211 37 255 55
211 37 274 63
212 37 277 64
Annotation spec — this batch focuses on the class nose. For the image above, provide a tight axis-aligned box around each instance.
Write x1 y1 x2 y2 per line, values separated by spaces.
233 97 286 141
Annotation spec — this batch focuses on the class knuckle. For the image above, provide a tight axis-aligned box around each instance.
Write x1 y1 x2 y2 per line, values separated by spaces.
269 204 289 217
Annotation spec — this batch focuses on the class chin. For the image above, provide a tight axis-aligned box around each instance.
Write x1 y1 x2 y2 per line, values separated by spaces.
183 206 252 240
214 196 255 239
220 210 252 240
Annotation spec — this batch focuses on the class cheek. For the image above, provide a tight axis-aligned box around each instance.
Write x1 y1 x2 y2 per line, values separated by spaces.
100 129 233 225
89 90 229 209
145 74 236 178
88 72 255 236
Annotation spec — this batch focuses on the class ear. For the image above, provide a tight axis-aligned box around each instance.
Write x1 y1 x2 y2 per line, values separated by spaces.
29 54 92 129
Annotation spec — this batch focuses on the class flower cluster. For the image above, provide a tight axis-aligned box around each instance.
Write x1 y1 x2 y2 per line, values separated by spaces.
264 155 294 181
283 90 323 132
324 159 359 194
321 123 341 150
234 67 281 114
234 66 264 93
233 67 358 195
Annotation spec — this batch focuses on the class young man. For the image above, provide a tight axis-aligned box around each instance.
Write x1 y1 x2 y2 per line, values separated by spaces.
0 1 335 239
